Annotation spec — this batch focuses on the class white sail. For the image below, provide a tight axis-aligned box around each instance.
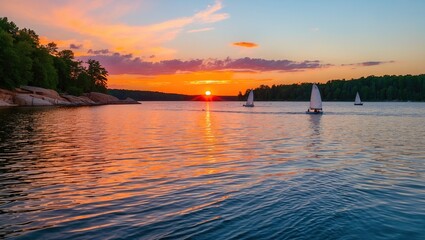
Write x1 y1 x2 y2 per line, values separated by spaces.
309 84 322 110
246 90 254 106
355 92 362 104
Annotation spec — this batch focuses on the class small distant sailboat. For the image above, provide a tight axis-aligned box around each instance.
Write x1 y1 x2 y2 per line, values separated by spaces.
354 92 363 105
243 90 254 107
306 84 323 114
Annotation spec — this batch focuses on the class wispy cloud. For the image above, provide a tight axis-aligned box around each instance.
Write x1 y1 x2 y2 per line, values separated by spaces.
78 53 330 75
232 42 258 48
187 27 215 33
187 80 230 85
1 0 229 59
342 61 395 67
194 0 229 23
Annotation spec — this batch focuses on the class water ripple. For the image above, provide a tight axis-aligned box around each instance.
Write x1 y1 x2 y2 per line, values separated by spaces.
1 102 425 239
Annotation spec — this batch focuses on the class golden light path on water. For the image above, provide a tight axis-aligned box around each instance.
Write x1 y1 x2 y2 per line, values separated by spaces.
0 102 424 239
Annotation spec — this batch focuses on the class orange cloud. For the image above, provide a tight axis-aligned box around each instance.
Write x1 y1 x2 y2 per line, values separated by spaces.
1 0 229 59
232 42 258 48
187 80 230 85
39 36 93 56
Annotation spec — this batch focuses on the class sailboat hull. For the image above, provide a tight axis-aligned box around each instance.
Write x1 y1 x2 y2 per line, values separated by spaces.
306 111 323 114
354 103 363 106
243 104 254 107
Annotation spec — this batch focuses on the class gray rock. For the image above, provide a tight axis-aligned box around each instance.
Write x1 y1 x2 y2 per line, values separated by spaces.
85 92 119 104
62 95 96 105
14 94 53 106
0 100 16 106
20 86 61 99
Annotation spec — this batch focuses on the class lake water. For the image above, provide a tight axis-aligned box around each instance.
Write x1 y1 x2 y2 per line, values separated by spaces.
0 102 424 239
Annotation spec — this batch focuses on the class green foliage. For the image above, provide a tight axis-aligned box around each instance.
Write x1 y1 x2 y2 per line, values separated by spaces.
0 17 18 36
67 86 83 96
242 75 425 101
87 59 108 93
0 29 19 88
53 55 71 91
76 71 92 93
0 17 109 94
109 89 193 101
30 46 58 89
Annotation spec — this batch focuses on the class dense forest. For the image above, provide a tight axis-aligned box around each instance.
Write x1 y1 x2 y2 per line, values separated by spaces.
0 17 108 95
239 74 425 101
109 89 193 101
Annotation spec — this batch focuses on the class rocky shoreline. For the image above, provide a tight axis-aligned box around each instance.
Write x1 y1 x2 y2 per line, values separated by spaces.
0 86 140 107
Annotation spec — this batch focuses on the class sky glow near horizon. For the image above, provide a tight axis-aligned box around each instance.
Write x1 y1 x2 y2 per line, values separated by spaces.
1 0 424 95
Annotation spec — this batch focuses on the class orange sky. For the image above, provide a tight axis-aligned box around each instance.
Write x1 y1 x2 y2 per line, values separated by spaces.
106 62 422 95
2 0 424 95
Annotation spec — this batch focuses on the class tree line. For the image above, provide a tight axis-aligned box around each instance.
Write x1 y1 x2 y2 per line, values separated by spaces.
0 17 108 95
108 89 239 101
109 89 193 101
239 74 425 101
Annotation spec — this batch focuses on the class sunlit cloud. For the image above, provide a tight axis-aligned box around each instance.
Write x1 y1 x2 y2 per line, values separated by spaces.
232 42 258 48
78 53 330 75
39 36 91 49
1 0 229 59
194 0 229 23
39 36 93 55
187 80 230 85
187 27 215 33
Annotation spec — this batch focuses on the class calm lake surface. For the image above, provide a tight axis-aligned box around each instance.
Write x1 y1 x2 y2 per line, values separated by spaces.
1 102 424 239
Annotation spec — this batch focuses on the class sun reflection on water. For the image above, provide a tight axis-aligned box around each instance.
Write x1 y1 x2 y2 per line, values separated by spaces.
1 102 425 239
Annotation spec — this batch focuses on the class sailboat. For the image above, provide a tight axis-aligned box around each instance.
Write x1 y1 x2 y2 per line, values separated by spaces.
306 84 323 114
354 92 363 105
243 90 254 107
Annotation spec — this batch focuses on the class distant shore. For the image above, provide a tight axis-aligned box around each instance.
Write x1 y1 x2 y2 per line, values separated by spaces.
0 86 140 107
108 89 239 101
2 86 422 107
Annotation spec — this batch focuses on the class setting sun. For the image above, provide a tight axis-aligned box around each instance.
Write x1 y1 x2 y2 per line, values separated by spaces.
205 90 212 96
